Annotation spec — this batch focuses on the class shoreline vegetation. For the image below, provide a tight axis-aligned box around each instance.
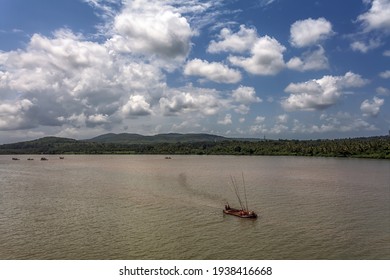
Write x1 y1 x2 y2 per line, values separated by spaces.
0 133 389 159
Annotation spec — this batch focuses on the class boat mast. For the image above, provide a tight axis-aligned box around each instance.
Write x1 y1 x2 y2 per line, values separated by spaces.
242 172 249 212
230 175 245 211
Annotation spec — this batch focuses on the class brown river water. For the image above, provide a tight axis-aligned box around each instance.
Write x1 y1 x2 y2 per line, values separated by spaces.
0 155 389 259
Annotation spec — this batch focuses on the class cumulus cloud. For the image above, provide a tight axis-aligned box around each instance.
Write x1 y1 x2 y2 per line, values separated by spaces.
357 0 390 32
290 17 334 48
184 59 242 83
255 116 266 124
1 0 241 138
350 38 382 53
282 72 369 111
376 86 390 95
0 27 167 131
287 46 329 71
231 85 261 104
360 96 384 117
121 95 152 117
230 86 262 115
207 25 286 76
292 113 378 134
218 114 232 125
159 86 225 116
229 35 286 75
276 114 289 124
108 0 192 60
379 70 390 78
207 25 258 54
0 99 35 130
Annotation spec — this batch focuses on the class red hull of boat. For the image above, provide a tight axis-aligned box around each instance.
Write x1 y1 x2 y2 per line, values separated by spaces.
223 208 257 219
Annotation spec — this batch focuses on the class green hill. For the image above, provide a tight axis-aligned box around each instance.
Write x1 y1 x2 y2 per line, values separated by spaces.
87 133 227 144
0 134 389 159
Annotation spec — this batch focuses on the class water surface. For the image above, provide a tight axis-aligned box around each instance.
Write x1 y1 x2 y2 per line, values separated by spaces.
0 155 389 259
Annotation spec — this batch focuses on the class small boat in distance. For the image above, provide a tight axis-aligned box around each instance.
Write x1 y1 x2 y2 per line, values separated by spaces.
223 174 258 219
40 157 48 161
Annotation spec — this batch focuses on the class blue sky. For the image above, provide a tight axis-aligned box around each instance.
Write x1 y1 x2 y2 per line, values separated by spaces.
0 0 389 144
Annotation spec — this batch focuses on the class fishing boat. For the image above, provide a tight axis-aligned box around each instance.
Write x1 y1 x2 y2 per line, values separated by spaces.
223 205 258 219
223 174 258 219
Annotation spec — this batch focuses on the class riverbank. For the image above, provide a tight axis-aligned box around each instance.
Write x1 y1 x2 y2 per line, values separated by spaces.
1 135 389 159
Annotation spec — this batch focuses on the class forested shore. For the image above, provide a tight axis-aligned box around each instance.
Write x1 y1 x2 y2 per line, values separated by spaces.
1 135 389 159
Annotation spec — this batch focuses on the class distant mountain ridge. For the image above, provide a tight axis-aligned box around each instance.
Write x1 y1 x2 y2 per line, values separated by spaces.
0 133 389 158
0 133 230 154
87 133 228 144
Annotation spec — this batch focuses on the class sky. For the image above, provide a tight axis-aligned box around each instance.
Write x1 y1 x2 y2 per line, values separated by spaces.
0 0 389 144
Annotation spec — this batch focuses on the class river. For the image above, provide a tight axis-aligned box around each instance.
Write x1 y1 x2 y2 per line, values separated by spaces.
0 155 389 259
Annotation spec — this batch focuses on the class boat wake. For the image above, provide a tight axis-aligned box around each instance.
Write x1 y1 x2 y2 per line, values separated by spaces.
177 173 223 209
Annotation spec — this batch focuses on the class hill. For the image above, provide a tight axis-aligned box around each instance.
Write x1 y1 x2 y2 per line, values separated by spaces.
0 134 389 159
87 133 228 144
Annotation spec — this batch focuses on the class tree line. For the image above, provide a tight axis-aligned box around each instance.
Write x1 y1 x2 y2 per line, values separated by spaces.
1 136 389 159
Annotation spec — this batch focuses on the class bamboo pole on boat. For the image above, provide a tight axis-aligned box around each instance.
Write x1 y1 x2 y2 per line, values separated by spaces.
230 175 245 211
242 172 249 212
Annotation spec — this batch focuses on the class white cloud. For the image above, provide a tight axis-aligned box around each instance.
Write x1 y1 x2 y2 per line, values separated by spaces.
229 35 286 75
218 114 232 125
82 0 121 20
234 104 250 115
292 113 378 134
360 96 384 117
159 86 225 116
0 99 35 130
357 0 390 32
108 0 192 60
1 29 110 95
276 114 289 124
282 72 369 111
249 124 268 134
384 50 390 56
231 85 261 104
376 86 390 95
290 17 334 48
184 59 242 83
259 0 277 7
121 95 152 117
0 28 166 132
287 46 329 71
350 38 382 53
207 25 258 54
1 0 237 139
172 120 201 131
87 114 109 126
254 116 266 124
207 24 286 76
231 86 261 115
379 70 390 78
